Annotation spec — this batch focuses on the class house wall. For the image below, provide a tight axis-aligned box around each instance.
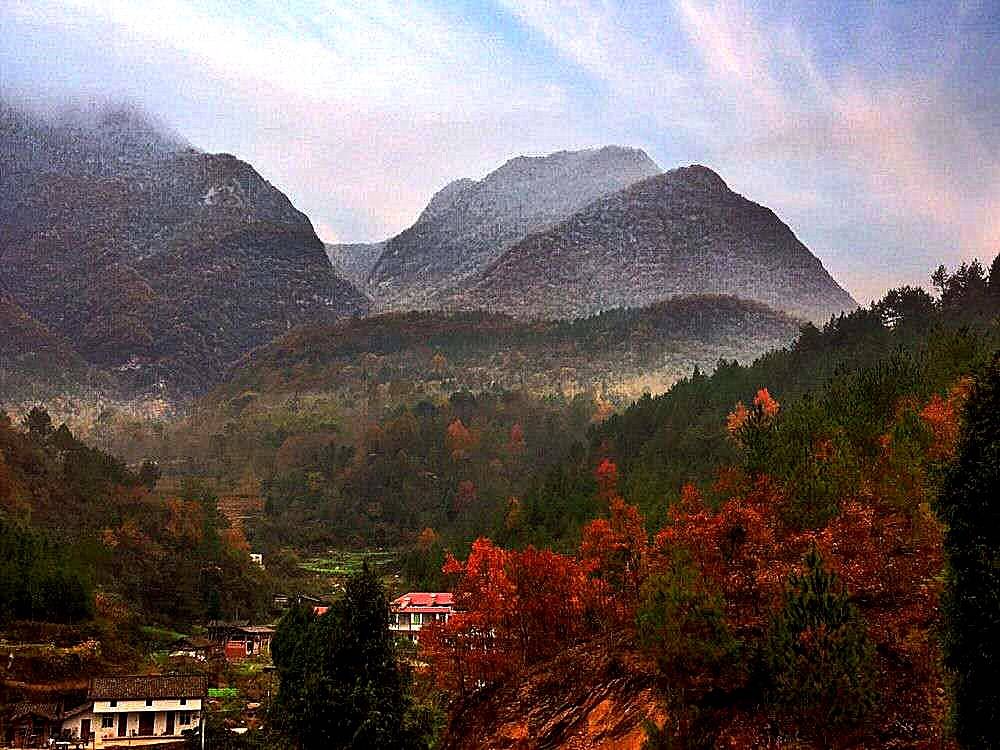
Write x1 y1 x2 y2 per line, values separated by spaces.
224 635 271 660
64 702 202 748
93 699 203 713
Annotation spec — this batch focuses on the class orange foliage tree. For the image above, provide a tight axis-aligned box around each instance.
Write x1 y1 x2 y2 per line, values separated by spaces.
579 460 649 623
420 538 600 695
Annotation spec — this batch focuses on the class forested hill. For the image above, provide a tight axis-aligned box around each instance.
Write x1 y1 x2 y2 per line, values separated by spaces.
217 295 801 403
0 409 268 630
392 257 1000 750
505 258 1000 545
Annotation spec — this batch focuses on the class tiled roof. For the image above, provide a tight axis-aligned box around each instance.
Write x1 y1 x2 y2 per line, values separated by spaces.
5 702 61 721
90 675 207 700
391 592 454 610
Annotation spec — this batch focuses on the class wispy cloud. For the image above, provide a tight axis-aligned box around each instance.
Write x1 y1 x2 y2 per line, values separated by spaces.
2 0 593 238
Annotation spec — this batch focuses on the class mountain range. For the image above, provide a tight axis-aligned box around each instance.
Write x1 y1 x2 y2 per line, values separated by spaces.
0 99 857 405
362 146 661 307
449 165 856 322
339 148 855 323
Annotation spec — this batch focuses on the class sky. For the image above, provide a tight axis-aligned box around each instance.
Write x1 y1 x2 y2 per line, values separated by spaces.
2 0 998 302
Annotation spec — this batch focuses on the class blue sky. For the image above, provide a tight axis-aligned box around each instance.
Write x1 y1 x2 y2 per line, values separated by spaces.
2 0 998 302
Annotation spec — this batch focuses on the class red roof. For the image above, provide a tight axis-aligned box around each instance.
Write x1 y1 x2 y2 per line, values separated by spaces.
391 592 454 611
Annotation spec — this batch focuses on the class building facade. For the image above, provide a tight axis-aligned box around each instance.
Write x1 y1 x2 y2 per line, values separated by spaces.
60 675 206 748
207 621 275 660
389 592 455 641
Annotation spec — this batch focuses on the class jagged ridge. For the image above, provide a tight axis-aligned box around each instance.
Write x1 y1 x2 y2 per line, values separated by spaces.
367 146 661 308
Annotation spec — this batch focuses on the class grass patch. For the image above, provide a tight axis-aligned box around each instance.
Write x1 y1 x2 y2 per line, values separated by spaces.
299 549 396 576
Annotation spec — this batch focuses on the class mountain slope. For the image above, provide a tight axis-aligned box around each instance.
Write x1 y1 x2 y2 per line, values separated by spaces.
451 165 857 323
0 294 104 400
0 100 367 396
214 295 801 405
367 146 661 308
326 241 385 289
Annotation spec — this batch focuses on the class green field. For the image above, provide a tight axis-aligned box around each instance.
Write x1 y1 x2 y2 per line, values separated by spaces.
298 550 397 577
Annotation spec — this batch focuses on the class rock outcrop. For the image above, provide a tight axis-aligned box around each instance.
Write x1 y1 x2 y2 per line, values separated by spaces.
442 643 664 750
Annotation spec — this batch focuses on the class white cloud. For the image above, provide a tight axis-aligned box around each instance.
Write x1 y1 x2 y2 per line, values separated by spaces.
2 0 596 240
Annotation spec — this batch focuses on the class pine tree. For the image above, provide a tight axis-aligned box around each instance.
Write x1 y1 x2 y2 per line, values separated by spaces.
938 355 1000 748
271 563 414 749
765 548 874 735
988 252 1000 300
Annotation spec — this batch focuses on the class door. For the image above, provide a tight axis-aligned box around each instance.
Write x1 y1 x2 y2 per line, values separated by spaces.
80 718 91 741
118 712 128 737
138 712 155 736
165 711 175 735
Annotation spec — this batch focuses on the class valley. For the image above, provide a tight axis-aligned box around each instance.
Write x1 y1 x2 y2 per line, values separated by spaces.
1 93 998 750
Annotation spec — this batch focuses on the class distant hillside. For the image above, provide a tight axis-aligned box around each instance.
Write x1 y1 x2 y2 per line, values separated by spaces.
112 296 798 549
367 146 661 308
0 100 367 398
0 294 105 399
452 165 857 323
325 241 385 289
217 295 801 404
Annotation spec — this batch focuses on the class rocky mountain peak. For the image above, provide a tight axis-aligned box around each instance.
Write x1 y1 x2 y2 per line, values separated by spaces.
451 163 857 323
366 145 662 307
663 163 730 193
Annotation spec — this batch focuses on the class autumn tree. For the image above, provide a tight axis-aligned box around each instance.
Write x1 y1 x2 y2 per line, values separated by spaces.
421 538 598 695
580 462 648 624
938 356 1000 748
445 419 476 459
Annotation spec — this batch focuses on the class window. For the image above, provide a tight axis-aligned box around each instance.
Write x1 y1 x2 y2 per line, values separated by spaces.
179 699 187 706
109 701 117 708
102 716 114 729
179 712 192 726
412 613 422 626
146 700 153 707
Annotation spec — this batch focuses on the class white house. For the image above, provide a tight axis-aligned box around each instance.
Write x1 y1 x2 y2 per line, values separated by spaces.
389 592 455 641
61 675 206 748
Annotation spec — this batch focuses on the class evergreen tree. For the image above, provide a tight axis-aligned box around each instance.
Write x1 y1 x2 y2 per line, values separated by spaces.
22 405 54 442
764 548 874 736
271 563 415 749
938 355 1000 748
988 252 1000 300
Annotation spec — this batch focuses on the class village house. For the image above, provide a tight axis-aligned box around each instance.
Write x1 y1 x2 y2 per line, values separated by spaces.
272 593 329 614
206 621 275 661
1 702 64 748
58 674 206 748
389 592 455 641
167 635 219 662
